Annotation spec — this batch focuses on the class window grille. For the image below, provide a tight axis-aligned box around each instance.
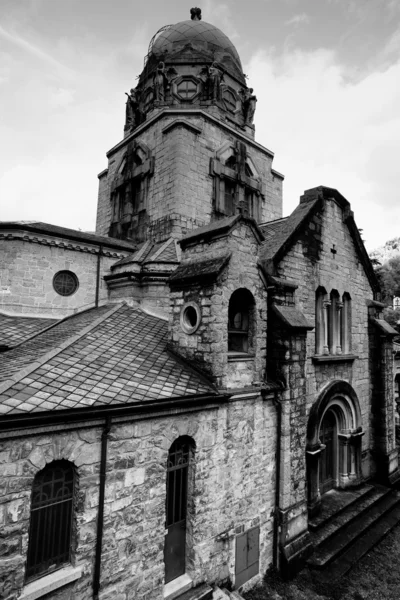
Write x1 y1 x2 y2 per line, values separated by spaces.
53 271 79 297
26 461 75 580
177 79 198 100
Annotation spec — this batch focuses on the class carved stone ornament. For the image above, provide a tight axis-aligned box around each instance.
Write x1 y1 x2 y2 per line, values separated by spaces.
125 88 142 131
153 61 168 102
207 62 224 102
240 87 257 125
190 7 202 21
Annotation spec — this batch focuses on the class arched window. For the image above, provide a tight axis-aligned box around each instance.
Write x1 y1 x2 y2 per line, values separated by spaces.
315 288 351 356
341 293 351 354
228 288 255 354
26 461 75 580
165 437 195 584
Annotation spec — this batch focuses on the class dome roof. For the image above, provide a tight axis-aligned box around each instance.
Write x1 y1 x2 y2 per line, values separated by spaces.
150 19 243 77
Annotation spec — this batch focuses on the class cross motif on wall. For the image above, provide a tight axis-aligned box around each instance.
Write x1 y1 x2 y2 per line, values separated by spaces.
331 244 337 258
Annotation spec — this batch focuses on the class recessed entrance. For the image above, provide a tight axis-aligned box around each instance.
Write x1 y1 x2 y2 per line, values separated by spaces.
164 437 193 584
306 381 364 516
319 409 337 494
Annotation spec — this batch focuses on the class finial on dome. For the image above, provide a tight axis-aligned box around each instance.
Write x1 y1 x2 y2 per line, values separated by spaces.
190 7 202 21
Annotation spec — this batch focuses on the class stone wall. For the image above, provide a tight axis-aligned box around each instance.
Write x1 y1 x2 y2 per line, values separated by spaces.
169 221 268 389
0 398 277 599
95 111 282 242
276 197 375 477
0 238 122 318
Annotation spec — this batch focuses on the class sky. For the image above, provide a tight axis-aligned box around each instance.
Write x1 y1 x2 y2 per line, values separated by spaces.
0 0 399 251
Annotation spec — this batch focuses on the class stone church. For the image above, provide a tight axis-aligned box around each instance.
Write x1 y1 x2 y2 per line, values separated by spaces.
1 7 399 600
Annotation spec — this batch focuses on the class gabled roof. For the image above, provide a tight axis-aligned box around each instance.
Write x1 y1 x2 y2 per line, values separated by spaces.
0 313 58 349
111 237 179 271
260 195 320 264
0 304 216 418
180 215 265 249
259 186 379 295
0 221 136 251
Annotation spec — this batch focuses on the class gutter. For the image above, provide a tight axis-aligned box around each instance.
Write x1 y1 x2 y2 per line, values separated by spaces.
93 416 111 599
0 393 229 432
95 245 103 308
272 395 282 570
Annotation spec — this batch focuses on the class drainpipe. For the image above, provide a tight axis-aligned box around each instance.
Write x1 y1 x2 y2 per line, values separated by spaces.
95 245 103 308
93 416 111 599
272 394 282 571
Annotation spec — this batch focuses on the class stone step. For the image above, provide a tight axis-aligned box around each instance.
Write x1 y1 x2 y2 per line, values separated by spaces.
312 500 400 583
308 491 400 568
175 583 213 600
310 485 390 547
308 484 374 532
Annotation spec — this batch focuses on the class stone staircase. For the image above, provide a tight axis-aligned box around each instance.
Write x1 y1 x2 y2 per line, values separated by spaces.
307 483 400 582
172 584 245 600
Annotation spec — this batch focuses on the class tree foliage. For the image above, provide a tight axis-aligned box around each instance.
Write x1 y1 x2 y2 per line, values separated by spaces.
374 256 400 334
375 256 400 302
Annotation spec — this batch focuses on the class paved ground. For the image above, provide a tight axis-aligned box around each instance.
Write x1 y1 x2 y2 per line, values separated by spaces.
244 522 400 600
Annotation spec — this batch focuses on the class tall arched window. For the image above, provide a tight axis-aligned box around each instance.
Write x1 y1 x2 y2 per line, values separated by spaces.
341 293 351 354
315 288 351 356
228 288 255 354
164 437 195 584
26 461 75 580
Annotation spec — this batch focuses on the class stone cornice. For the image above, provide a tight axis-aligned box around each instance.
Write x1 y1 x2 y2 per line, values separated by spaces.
106 108 275 160
0 232 129 258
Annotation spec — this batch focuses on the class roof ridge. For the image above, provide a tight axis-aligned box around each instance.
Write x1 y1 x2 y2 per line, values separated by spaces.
0 303 124 395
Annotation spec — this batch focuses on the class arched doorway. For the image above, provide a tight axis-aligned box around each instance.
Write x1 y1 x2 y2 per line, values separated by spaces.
164 436 195 584
306 381 364 515
319 409 337 494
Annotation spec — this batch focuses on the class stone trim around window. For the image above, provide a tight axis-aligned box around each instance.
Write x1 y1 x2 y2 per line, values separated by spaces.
18 565 82 600
312 354 358 364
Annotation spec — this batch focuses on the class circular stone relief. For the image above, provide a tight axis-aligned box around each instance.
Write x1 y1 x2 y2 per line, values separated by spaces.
53 270 79 297
180 302 201 334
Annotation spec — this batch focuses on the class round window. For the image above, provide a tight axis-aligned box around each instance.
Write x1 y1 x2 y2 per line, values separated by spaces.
180 302 201 334
53 271 79 296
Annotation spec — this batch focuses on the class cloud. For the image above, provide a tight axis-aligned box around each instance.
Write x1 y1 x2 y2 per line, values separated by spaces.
202 0 240 41
246 46 400 250
0 24 74 80
285 13 310 27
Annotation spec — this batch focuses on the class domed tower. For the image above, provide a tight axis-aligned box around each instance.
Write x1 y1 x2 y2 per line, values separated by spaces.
96 7 284 244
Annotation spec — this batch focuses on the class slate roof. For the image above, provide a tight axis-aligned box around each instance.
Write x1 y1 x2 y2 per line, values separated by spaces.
0 305 112 384
260 197 320 263
0 314 58 348
0 221 136 251
0 304 215 416
112 238 179 270
180 215 264 249
272 305 314 330
169 254 231 284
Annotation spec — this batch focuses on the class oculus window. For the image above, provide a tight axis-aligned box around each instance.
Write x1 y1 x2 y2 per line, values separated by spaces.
53 271 79 297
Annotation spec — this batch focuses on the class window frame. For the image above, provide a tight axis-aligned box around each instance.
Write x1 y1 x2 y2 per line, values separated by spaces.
315 288 351 357
228 288 256 356
26 461 75 582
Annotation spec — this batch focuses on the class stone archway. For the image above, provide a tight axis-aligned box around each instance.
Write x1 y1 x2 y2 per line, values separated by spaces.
306 381 364 516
